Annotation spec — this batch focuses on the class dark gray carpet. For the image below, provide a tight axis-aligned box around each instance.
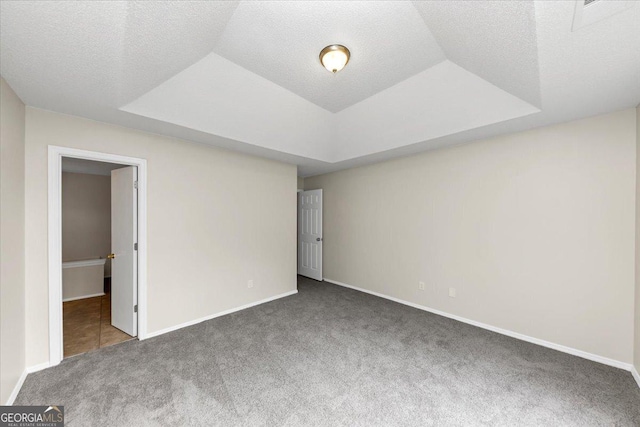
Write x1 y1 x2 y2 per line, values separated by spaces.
16 276 640 426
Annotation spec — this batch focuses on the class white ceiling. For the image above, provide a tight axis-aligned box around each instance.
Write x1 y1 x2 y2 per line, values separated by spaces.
1 1 639 176
412 0 541 107
215 1 446 112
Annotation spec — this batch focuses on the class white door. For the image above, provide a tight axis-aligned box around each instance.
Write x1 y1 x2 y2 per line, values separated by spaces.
298 189 323 281
110 166 138 336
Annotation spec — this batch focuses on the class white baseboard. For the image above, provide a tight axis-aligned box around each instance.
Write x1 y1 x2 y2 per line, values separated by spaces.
4 362 51 405
63 292 105 302
26 362 52 374
6 291 298 404
632 366 640 389
145 290 298 339
324 278 633 372
5 370 28 405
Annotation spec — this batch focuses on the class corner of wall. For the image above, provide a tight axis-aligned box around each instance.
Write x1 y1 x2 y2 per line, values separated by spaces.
309 110 636 366
0 76 27 404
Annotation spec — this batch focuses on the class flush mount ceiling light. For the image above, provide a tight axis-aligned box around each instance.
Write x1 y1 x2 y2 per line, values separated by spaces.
319 44 350 74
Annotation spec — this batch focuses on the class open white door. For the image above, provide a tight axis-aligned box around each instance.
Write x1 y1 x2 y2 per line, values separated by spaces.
298 189 323 281
110 166 138 336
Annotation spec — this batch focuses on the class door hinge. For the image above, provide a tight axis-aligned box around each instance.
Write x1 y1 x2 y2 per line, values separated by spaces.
134 181 138 189
134 304 138 313
134 242 138 251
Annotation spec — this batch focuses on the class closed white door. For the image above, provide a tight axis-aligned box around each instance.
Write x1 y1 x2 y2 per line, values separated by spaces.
110 166 138 336
298 189 323 281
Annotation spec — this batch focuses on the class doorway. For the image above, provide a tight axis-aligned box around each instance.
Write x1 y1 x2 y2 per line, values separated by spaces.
48 146 147 366
297 189 323 281
60 158 137 357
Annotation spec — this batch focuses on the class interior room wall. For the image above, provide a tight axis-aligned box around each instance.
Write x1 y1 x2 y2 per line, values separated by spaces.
62 262 105 301
305 109 636 365
635 104 640 376
0 77 26 403
297 176 304 191
24 107 297 367
62 172 111 277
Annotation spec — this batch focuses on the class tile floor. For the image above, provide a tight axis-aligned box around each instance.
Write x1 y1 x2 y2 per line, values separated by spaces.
63 293 134 358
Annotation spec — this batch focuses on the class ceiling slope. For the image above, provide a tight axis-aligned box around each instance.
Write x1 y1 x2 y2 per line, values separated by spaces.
412 0 542 108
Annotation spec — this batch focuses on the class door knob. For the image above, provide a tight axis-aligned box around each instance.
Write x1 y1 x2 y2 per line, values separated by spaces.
107 253 115 259
316 238 323 242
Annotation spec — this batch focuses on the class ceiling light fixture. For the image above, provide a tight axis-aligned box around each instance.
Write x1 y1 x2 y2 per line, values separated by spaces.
319 44 350 74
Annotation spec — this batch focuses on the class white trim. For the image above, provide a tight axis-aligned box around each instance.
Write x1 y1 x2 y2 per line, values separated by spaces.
26 362 51 374
5 371 28 405
48 148 63 367
324 278 633 372
6 289 297 404
7 287 637 405
62 292 105 302
4 363 51 405
145 290 298 339
48 146 148 368
62 259 106 269
632 366 640 389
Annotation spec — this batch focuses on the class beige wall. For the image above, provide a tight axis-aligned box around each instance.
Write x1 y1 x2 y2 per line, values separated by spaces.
297 177 304 191
24 108 297 366
0 77 26 403
62 172 111 276
635 104 640 373
306 109 637 364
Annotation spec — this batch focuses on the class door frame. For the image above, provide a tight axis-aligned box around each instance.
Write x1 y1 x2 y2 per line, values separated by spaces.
47 145 148 367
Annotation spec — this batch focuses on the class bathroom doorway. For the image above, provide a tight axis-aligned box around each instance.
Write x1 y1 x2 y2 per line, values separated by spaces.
60 158 137 358
48 146 148 366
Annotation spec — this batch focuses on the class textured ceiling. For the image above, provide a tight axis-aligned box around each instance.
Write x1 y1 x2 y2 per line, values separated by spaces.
1 1 639 176
334 61 538 161
0 1 239 109
0 1 125 109
215 1 445 112
412 0 541 107
120 0 541 162
120 1 240 104
122 52 336 161
122 57 538 162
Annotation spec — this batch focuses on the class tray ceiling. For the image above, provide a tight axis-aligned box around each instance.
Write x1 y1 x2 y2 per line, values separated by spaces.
1 1 639 176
